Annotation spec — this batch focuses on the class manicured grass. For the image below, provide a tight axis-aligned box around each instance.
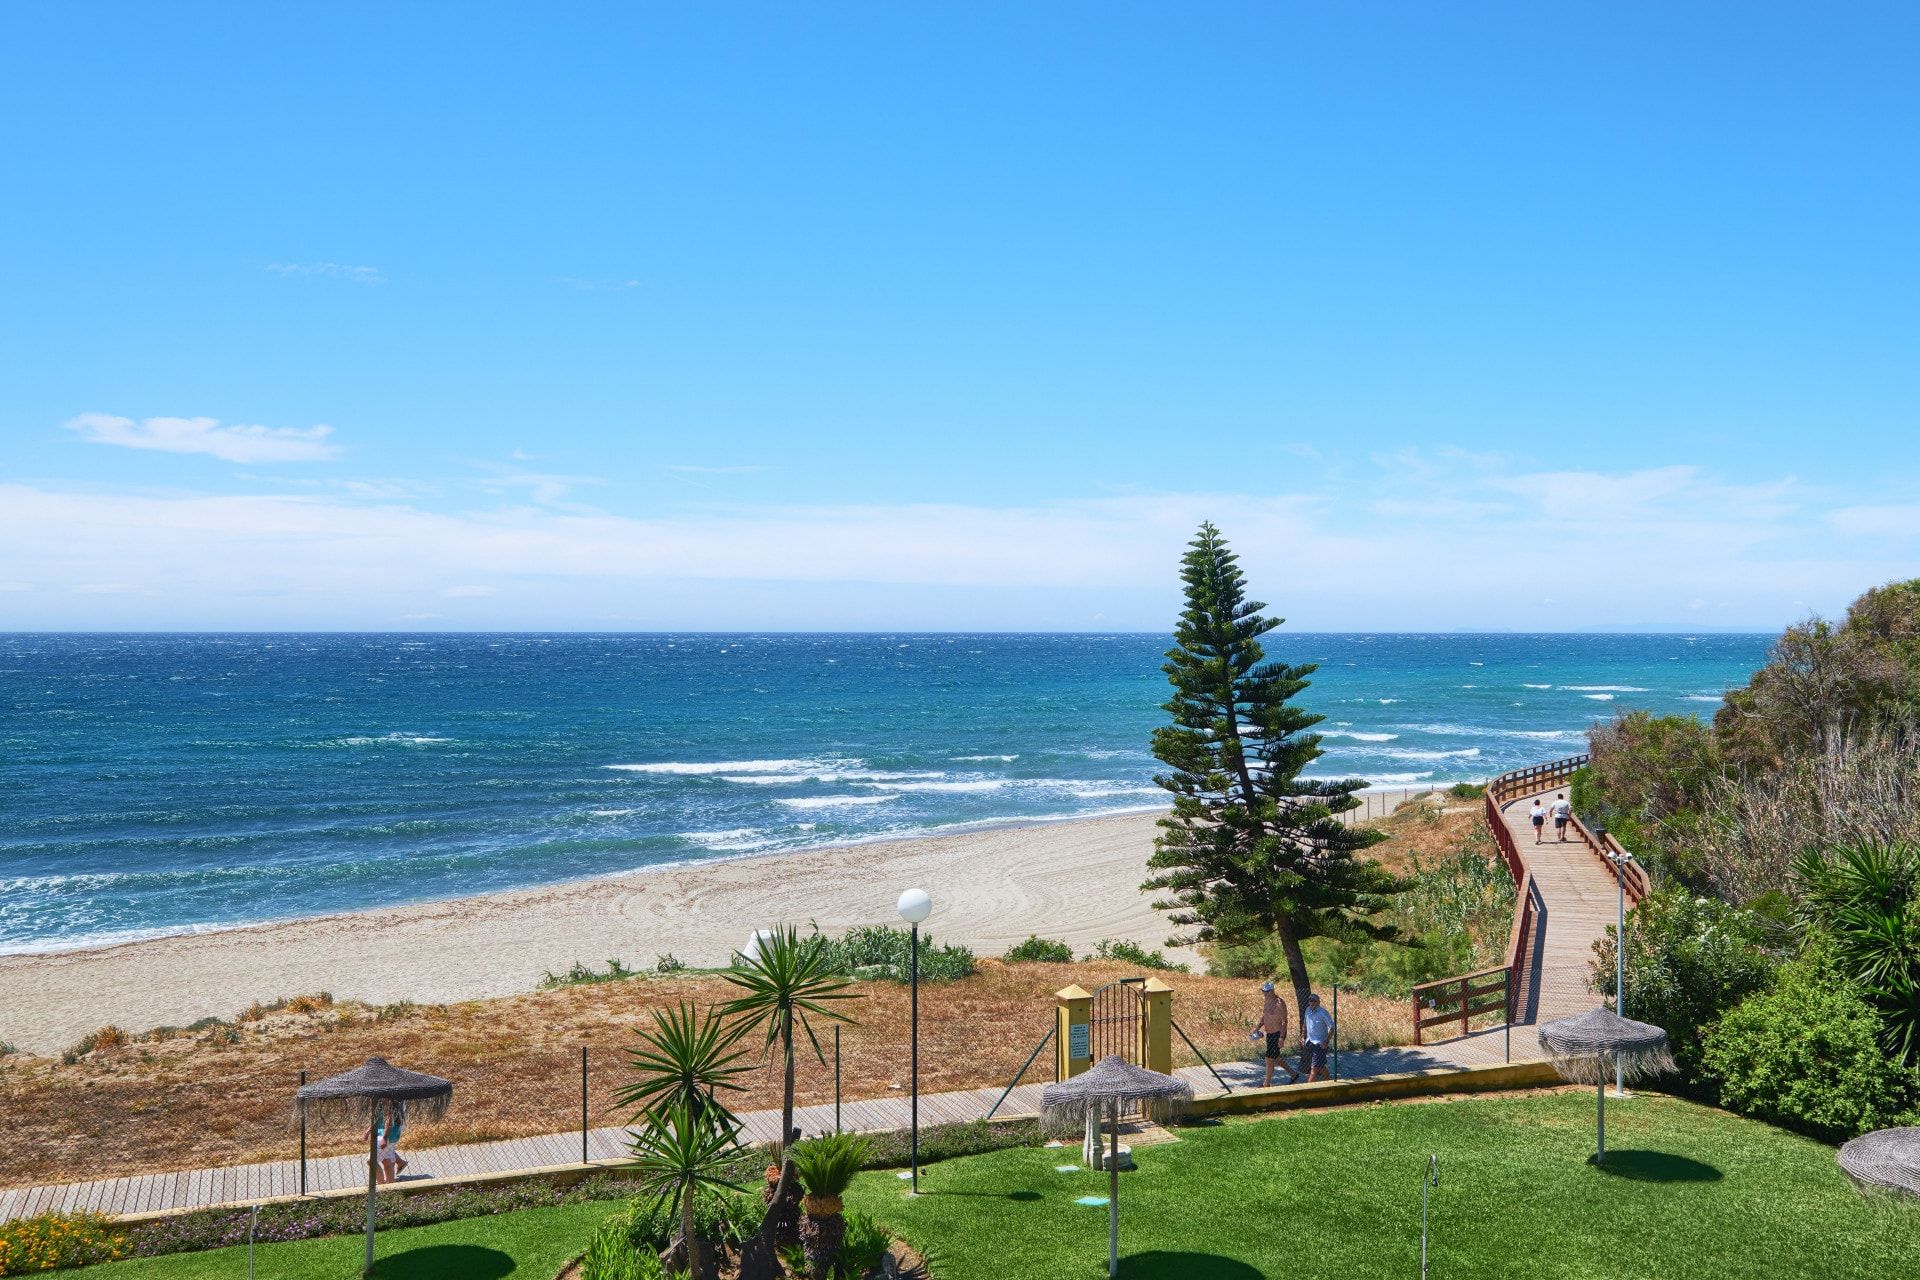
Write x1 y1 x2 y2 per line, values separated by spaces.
846 1092 1920 1279
74 1201 612 1279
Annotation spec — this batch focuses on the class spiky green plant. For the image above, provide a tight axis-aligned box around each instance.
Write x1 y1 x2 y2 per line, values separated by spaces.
629 1100 744 1280
615 1000 753 1137
723 925 860 1271
790 1133 873 1280
1794 839 1920 1064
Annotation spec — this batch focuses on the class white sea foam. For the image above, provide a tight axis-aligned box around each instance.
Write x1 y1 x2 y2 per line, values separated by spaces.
775 795 901 810
1561 686 1648 693
952 754 1019 762
607 759 832 775
1681 695 1722 703
857 779 1007 793
337 733 453 747
588 808 640 817
1377 698 1401 704
1583 693 1616 701
1323 730 1399 742
679 827 775 850
1522 683 1553 689
1380 747 1481 761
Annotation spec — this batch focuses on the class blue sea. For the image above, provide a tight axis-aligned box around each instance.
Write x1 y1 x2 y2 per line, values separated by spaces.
0 633 1771 954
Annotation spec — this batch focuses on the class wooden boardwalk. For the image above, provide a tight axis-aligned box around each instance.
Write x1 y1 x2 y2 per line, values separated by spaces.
1493 784 1625 1031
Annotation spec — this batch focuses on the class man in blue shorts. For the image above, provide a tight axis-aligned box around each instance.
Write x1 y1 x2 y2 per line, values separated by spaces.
1299 992 1334 1082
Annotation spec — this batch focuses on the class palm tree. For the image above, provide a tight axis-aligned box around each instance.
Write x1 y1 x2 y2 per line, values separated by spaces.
630 1100 744 1280
615 999 754 1137
790 1132 873 1280
723 925 860 1273
1794 839 1920 1063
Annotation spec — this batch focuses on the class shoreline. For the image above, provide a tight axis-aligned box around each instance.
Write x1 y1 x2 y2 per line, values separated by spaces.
0 810 1178 1055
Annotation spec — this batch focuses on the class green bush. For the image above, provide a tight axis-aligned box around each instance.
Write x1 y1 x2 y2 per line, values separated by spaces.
862 1118 1041 1168
837 1211 890 1278
541 957 636 988
0 1211 128 1274
1591 887 1781 1083
1084 938 1188 972
818 924 976 983
1003 935 1073 964
1702 939 1920 1141
1447 781 1484 800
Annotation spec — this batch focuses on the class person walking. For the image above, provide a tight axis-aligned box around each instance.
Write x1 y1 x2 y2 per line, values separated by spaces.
367 1101 408 1183
1529 798 1547 844
1250 981 1299 1086
1300 992 1334 1083
1551 792 1573 842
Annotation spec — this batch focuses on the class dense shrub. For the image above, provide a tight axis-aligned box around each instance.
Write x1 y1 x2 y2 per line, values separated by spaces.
1590 887 1781 1083
1794 839 1920 1065
1446 782 1485 800
1702 940 1920 1142
1083 938 1187 972
1003 935 1073 964
862 1118 1041 1168
819 924 976 983
0 1212 127 1274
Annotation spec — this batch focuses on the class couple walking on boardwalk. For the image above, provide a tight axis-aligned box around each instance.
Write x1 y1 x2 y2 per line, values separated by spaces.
1251 981 1334 1087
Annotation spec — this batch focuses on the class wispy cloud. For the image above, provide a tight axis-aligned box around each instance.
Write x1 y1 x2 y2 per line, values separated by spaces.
470 460 602 506
266 262 385 285
64 413 341 464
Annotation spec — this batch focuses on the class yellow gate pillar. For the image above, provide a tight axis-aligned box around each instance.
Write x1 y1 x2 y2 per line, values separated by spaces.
1139 978 1174 1076
1055 985 1092 1080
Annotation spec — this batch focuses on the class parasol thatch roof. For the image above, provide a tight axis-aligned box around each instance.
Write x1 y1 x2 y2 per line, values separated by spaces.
296 1056 452 1126
1536 1008 1676 1085
1041 1055 1193 1125
1839 1127 1920 1198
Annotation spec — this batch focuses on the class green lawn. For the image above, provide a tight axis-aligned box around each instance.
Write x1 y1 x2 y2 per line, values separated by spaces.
845 1092 1920 1279
75 1201 612 1279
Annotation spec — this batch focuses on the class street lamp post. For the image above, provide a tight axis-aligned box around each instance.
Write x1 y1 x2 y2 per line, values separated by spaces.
1595 827 1634 1098
897 887 933 1194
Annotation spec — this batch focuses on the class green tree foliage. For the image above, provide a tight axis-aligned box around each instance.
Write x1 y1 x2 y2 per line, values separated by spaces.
615 1000 753 1135
1002 936 1073 964
1794 840 1920 1066
1702 939 1920 1142
1590 887 1781 1083
1144 522 1405 1015
629 1101 747 1280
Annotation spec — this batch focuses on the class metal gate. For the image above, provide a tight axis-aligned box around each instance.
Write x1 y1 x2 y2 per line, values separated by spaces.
1089 978 1146 1062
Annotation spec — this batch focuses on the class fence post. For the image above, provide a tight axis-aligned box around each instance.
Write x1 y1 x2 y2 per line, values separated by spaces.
1055 985 1093 1081
298 1070 307 1196
1331 986 1338 1081
834 1026 842 1135
580 1047 589 1165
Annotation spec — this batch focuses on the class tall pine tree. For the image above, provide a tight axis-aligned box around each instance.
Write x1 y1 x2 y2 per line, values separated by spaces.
1144 522 1405 1016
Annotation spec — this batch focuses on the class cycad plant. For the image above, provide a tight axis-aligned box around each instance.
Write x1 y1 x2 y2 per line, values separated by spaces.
615 999 753 1136
790 1132 873 1280
629 1100 743 1280
1794 839 1920 1064
723 924 860 1274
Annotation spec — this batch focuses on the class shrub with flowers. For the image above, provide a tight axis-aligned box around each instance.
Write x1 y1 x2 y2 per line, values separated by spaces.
0 1211 128 1275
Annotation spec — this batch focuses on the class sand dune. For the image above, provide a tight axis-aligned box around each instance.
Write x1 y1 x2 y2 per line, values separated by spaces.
0 811 1180 1055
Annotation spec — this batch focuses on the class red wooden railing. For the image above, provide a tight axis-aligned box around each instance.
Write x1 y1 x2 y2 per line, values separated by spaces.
1410 753 1592 1045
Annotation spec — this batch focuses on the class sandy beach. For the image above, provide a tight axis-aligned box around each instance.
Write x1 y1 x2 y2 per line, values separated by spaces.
0 811 1181 1056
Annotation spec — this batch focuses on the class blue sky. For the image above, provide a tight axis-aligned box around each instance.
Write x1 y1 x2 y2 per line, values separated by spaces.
1 4 1915 631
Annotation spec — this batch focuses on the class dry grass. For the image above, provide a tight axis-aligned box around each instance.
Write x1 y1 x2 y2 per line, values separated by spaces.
1362 796 1491 875
0 961 1409 1190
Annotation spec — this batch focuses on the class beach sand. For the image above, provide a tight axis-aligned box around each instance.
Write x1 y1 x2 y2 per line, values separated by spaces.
0 811 1179 1055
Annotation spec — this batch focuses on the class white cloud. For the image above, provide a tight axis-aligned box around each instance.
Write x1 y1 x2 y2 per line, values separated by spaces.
1828 505 1920 539
64 413 341 464
266 262 385 285
0 454 1894 629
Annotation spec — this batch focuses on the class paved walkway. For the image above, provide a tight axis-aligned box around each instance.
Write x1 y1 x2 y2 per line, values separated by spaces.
4 782 1607 1224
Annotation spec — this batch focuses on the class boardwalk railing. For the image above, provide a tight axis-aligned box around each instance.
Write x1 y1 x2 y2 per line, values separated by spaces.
1412 754 1588 1045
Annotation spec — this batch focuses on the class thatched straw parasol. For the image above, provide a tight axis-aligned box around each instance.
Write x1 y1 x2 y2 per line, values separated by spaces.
298 1058 452 1276
1537 1008 1674 1162
1839 1127 1920 1199
1042 1056 1193 1278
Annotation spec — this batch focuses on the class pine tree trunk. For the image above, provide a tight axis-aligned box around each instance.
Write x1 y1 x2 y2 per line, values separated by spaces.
1278 925 1312 1029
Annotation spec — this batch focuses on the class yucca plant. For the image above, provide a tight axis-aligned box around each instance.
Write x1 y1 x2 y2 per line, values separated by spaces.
1794 839 1920 1064
723 924 860 1276
790 1132 873 1280
629 1100 743 1280
615 1000 753 1137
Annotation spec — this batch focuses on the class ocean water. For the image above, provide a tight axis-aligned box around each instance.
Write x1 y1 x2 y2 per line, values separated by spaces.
0 632 1770 954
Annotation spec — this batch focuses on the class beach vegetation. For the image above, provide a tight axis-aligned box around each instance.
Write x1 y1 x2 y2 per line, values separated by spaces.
1144 522 1407 1018
615 999 753 1133
654 953 688 974
721 923 861 1280
542 958 639 989
1081 937 1186 972
1445 780 1484 799
790 1132 873 1279
1002 935 1073 963
1702 937 1920 1142
628 1099 746 1280
0 1211 126 1274
1793 838 1920 1065
814 923 975 983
